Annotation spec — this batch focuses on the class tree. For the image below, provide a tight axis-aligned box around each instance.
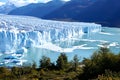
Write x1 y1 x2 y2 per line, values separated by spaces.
98 47 111 54
32 61 37 69
56 53 68 70
39 56 51 69
79 47 118 79
71 55 80 71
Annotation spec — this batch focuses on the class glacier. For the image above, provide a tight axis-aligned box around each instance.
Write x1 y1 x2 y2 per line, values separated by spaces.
0 14 102 66
0 14 101 53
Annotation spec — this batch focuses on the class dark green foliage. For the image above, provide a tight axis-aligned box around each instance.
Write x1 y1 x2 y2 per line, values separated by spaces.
32 61 37 69
0 67 11 80
79 47 120 79
0 53 80 80
97 70 120 80
0 67 8 74
71 55 80 71
39 56 51 69
56 53 68 70
0 47 120 80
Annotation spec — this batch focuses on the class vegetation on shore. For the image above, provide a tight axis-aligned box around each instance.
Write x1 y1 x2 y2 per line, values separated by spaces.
0 47 120 80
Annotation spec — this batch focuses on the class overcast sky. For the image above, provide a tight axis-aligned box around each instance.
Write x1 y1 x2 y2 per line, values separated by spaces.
0 0 70 7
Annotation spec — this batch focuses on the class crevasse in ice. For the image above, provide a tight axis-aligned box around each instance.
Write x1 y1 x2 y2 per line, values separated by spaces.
0 15 102 53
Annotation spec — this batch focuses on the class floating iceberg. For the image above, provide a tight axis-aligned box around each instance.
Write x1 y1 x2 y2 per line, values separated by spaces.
0 14 102 53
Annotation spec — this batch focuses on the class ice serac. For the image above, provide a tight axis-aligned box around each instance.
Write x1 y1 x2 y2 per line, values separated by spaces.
0 15 101 53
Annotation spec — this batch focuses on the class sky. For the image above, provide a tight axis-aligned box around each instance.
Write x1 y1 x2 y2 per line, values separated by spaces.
0 0 70 7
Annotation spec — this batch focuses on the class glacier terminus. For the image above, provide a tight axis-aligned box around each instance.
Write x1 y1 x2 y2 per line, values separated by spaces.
0 14 103 67
0 15 101 53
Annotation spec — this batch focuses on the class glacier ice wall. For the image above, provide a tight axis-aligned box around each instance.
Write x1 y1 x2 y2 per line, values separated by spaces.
0 15 102 53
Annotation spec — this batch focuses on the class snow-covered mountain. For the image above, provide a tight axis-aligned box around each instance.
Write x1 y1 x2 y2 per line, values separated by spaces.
0 2 16 14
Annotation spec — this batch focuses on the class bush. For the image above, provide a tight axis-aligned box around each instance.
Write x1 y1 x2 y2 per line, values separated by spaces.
97 70 120 80
79 47 120 79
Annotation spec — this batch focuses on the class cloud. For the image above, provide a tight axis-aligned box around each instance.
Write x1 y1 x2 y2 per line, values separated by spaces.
8 0 52 7
0 2 5 6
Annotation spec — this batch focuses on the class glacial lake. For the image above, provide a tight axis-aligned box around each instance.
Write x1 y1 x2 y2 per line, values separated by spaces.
23 27 120 66
0 27 120 67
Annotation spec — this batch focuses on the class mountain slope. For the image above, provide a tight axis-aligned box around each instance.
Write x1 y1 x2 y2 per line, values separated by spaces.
75 0 120 27
8 0 65 17
43 0 120 27
8 0 120 27
43 0 98 20
0 2 16 14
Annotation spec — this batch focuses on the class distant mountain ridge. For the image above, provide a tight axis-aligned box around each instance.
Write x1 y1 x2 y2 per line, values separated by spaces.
0 2 16 14
74 0 120 27
9 0 66 17
43 0 97 20
43 0 120 27
8 0 120 27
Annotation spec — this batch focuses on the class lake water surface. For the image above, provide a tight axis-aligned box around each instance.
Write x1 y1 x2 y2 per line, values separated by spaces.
0 27 120 67
24 27 120 66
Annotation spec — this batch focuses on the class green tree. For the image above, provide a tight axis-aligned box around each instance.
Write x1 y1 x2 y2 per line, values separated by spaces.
79 47 119 79
71 55 80 71
56 53 68 70
39 56 51 69
32 61 37 69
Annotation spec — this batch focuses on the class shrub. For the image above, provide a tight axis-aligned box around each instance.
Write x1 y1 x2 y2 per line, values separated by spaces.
79 47 120 79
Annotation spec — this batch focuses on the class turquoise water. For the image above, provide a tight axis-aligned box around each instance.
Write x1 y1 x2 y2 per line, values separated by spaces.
0 27 120 67
23 27 120 66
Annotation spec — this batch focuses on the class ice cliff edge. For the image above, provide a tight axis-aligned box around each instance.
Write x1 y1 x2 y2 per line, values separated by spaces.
0 15 101 53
